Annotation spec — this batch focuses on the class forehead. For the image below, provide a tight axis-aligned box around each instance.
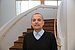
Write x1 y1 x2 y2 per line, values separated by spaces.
32 14 43 19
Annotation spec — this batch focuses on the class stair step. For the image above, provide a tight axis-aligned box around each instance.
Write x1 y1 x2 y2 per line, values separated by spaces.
22 32 27 36
31 27 54 30
45 21 54 23
14 40 23 43
14 40 23 48
10 46 22 50
44 19 54 22
44 22 54 27
18 36 24 41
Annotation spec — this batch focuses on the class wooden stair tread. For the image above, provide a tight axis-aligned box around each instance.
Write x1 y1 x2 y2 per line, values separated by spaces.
14 40 23 48
18 36 24 41
10 46 22 50
14 40 23 43
44 19 54 22
19 36 24 38
28 27 54 29
22 32 27 36
10 46 22 49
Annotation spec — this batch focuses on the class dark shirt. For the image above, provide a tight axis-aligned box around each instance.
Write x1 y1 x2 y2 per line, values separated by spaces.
23 31 57 50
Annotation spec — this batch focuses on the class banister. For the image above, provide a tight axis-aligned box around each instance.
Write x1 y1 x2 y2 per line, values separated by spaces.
54 19 62 50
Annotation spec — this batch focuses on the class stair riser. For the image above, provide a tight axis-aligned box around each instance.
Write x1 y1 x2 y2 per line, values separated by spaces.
10 49 22 50
23 32 27 36
44 19 54 22
45 21 54 24
27 28 54 32
28 26 54 30
14 42 23 48
43 23 54 27
18 37 24 42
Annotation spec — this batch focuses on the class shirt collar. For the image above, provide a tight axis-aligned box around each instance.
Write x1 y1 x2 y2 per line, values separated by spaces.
33 29 44 36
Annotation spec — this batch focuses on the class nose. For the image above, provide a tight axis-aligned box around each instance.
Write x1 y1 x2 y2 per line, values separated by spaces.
35 20 38 24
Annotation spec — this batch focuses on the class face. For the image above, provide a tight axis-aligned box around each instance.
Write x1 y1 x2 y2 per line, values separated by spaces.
31 14 44 30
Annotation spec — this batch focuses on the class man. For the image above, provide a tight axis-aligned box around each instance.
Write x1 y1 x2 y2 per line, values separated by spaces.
23 13 57 50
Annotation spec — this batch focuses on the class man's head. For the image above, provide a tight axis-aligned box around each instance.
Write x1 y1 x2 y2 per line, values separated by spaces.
31 13 44 32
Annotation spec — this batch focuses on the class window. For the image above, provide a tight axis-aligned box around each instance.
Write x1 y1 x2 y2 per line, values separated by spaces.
45 1 61 6
16 1 40 15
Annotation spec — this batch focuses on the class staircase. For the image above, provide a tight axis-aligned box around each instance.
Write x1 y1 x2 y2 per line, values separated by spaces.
9 19 57 50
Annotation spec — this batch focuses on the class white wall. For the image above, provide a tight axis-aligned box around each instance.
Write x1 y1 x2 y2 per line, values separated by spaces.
0 0 1 15
67 0 75 50
57 0 67 50
59 0 75 50
0 0 16 28
62 0 67 50
0 0 1 27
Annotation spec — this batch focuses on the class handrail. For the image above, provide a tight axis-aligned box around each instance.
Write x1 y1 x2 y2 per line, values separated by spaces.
54 19 62 50
54 19 57 38
0 5 57 40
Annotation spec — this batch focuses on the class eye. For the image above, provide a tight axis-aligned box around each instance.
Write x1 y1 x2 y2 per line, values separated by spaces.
38 19 41 21
32 19 36 22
